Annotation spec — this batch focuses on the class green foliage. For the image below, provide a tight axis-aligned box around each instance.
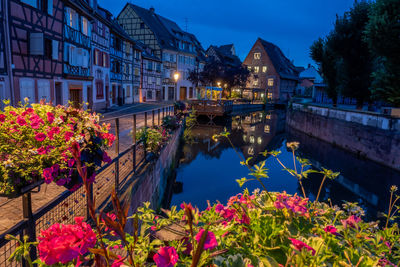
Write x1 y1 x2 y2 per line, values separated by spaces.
135 127 163 153
365 0 400 107
161 115 178 131
183 109 197 144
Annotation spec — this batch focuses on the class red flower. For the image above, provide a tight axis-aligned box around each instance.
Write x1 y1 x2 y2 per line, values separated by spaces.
0 114 5 122
37 217 96 265
153 246 178 267
35 133 47 142
289 238 315 255
195 229 218 250
64 131 74 142
341 215 361 229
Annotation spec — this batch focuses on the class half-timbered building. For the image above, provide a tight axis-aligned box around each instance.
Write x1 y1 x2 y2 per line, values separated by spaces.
8 0 63 105
243 38 299 103
122 38 134 104
90 5 110 111
62 0 94 108
117 4 203 101
140 44 162 102
132 44 142 103
0 0 11 107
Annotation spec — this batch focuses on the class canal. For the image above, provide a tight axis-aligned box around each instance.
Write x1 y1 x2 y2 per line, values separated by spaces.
161 110 400 221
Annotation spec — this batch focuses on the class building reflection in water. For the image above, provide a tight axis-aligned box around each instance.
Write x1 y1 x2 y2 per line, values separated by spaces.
160 110 400 221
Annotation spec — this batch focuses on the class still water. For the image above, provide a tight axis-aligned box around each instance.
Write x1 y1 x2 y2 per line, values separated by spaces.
161 110 400 221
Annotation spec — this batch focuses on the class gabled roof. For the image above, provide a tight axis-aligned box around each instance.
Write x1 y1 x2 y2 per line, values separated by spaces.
299 65 323 83
206 44 241 67
119 4 200 54
258 38 298 80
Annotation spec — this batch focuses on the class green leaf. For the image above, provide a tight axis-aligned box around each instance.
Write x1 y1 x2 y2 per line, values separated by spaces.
236 177 248 187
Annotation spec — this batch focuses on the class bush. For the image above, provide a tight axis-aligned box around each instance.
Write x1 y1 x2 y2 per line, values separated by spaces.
135 127 164 153
0 100 113 195
162 116 178 131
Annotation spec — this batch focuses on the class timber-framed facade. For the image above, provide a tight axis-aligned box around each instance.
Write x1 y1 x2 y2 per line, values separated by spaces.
9 0 64 105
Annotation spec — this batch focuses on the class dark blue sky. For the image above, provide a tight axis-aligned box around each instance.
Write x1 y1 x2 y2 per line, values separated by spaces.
100 0 354 67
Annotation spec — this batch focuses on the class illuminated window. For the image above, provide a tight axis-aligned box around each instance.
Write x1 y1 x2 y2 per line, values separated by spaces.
254 53 261 59
243 134 247 142
247 66 251 71
248 147 254 155
257 137 262 145
268 92 273 99
262 66 267 72
268 78 274 86
249 135 255 144
264 125 270 133
253 79 258 86
250 126 255 131
82 17 89 35
266 114 271 120
254 66 259 73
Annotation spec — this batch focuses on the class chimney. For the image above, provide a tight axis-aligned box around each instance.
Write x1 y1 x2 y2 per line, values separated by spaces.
149 7 155 14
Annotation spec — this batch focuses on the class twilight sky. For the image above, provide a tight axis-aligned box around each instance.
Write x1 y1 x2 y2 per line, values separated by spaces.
99 0 354 67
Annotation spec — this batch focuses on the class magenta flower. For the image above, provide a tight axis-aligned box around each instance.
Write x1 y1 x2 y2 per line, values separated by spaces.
102 152 112 164
16 116 27 126
67 158 75 168
153 246 178 267
195 229 218 250
35 133 47 142
64 131 74 142
0 114 6 122
324 225 338 235
47 112 55 123
289 238 315 255
42 167 53 184
37 217 96 265
274 192 309 217
341 215 361 229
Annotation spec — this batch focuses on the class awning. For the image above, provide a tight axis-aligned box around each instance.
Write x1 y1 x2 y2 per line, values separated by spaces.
205 86 222 91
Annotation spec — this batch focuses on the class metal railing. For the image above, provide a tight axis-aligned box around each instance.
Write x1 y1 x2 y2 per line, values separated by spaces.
0 105 174 266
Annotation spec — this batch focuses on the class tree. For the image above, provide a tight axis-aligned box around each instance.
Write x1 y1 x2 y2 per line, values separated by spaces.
365 0 400 107
189 60 250 99
310 1 373 109
310 37 340 106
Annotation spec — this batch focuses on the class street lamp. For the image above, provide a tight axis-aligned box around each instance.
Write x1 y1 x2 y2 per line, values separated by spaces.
173 71 180 101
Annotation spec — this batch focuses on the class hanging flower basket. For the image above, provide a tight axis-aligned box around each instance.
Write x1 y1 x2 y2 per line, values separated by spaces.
0 100 114 197
0 179 43 199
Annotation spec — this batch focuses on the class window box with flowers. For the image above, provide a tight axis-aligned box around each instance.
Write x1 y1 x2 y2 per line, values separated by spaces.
0 99 114 198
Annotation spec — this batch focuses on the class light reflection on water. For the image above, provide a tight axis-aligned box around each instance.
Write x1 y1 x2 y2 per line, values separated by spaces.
162 110 400 221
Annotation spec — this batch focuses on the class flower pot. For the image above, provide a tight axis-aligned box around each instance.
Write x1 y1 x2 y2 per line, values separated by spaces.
0 180 43 199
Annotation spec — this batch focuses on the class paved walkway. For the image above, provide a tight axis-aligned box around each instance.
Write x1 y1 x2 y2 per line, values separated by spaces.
0 102 172 234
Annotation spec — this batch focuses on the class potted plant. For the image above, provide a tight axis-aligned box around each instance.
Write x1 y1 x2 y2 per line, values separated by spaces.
0 99 114 198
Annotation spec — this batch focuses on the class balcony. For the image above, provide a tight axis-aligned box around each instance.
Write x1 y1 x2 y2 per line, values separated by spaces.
64 25 90 48
64 64 90 78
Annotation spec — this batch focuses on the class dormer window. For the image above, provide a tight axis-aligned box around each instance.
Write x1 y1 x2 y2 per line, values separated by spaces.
254 52 261 59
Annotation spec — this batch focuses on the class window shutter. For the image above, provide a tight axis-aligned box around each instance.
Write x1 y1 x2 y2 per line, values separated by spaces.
52 40 59 60
99 51 103 67
20 79 35 102
38 80 50 101
47 0 53 15
82 49 88 68
30 33 44 55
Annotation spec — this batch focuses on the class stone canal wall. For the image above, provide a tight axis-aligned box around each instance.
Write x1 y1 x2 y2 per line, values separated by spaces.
287 103 400 171
125 126 182 220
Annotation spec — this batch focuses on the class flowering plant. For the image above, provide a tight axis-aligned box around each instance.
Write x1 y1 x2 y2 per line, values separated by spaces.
0 100 113 195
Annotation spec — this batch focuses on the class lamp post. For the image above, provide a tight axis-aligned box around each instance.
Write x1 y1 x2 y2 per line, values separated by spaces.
173 71 180 101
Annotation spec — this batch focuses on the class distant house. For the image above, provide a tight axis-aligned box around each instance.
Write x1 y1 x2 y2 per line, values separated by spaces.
206 44 242 67
243 38 299 102
0 0 10 108
117 4 205 101
296 64 325 97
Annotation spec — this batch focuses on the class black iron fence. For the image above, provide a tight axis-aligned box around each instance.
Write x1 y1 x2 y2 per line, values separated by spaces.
0 105 174 267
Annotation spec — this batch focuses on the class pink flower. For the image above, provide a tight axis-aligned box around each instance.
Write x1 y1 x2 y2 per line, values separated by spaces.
37 217 96 265
35 133 47 142
324 225 338 235
67 158 75 168
341 215 361 229
195 229 218 250
274 192 309 217
47 112 55 123
16 116 27 126
64 131 74 142
102 152 112 164
37 147 47 155
9 111 17 116
153 246 178 267
289 238 315 255
0 114 6 122
237 213 251 225
42 167 53 184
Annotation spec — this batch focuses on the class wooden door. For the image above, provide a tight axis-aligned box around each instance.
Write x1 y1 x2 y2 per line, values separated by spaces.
55 82 62 105
69 89 82 108
180 87 186 100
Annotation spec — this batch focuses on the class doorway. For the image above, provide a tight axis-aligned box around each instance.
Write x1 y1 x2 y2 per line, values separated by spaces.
179 87 187 100
87 85 92 110
69 85 82 109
